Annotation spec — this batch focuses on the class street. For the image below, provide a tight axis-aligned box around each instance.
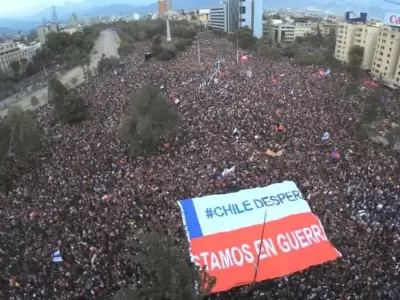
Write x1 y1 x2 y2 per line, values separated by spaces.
0 29 120 116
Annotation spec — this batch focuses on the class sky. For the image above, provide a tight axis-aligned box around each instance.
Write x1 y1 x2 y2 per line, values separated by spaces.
0 0 152 18
0 0 83 18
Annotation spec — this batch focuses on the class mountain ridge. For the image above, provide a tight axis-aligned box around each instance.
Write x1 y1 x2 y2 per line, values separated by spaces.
0 0 393 33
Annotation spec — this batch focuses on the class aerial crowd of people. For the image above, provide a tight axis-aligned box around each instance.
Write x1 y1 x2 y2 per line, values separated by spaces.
0 32 399 300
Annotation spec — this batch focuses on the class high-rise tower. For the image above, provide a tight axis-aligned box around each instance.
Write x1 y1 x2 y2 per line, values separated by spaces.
52 5 58 24
158 0 172 18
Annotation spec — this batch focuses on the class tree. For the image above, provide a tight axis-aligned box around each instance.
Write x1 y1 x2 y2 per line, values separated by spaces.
57 92 88 123
156 48 176 61
45 32 73 57
30 96 39 106
152 34 163 56
152 34 162 46
10 60 21 79
0 106 40 194
0 70 15 96
112 231 216 300
119 85 179 156
48 78 87 123
48 77 68 105
174 39 193 52
230 27 258 49
355 90 385 139
282 44 299 58
348 45 364 77
97 55 119 74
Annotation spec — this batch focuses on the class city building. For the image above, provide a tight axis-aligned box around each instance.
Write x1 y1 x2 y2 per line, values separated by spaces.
239 0 263 38
37 23 58 44
371 26 400 87
18 42 40 61
334 22 382 69
209 6 228 32
69 13 79 27
334 22 357 63
270 23 295 43
197 9 210 24
0 41 40 73
60 25 82 35
353 24 380 70
223 0 239 34
158 0 172 18
319 22 340 37
294 23 318 38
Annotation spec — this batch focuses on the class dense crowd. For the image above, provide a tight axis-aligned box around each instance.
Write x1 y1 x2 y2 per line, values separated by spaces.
0 32 399 300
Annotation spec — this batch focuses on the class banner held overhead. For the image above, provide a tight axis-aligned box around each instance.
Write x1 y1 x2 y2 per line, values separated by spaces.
178 181 341 293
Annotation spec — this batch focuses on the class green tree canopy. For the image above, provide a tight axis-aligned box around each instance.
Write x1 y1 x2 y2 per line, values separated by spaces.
48 77 88 123
10 60 21 79
112 231 216 300
348 45 364 76
119 85 179 156
48 77 68 105
230 27 258 49
0 106 41 194
97 55 119 74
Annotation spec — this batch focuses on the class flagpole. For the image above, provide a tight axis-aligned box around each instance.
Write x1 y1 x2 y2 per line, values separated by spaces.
197 38 201 64
236 38 239 63
250 211 267 293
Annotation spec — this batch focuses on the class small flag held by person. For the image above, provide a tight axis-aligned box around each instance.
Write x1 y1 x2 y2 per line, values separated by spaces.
321 132 330 141
52 250 63 263
319 67 330 77
331 148 341 160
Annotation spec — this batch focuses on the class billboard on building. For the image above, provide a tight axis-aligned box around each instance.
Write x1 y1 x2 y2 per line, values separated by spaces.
384 13 400 27
345 12 367 23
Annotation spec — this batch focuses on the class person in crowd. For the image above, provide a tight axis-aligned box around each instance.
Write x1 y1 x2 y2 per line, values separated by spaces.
0 34 399 300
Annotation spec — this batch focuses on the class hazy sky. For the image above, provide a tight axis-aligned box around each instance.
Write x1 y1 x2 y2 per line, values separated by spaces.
0 0 82 17
0 0 152 18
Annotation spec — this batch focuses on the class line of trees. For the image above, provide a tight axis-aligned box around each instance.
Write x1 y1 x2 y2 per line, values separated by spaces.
0 26 100 99
229 26 340 69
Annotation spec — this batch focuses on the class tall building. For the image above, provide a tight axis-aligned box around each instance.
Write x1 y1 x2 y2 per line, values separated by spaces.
371 26 400 87
69 13 79 27
319 23 340 37
334 22 382 69
239 0 263 38
37 23 58 44
0 41 40 73
209 6 228 32
353 24 380 70
158 0 172 18
334 22 357 63
223 0 239 34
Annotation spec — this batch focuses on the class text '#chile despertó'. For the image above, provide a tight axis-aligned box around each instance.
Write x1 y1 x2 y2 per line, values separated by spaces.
209 190 304 218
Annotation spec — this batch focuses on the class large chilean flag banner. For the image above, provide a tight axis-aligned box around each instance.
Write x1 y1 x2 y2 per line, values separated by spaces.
178 181 341 293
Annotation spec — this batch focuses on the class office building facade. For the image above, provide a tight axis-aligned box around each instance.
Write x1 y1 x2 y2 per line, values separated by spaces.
371 26 400 87
334 22 357 63
353 25 380 70
209 6 228 32
158 0 172 18
37 23 58 44
334 22 382 69
239 0 263 38
0 41 40 73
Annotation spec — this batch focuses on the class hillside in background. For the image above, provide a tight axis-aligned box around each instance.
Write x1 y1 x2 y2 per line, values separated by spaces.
0 0 395 33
